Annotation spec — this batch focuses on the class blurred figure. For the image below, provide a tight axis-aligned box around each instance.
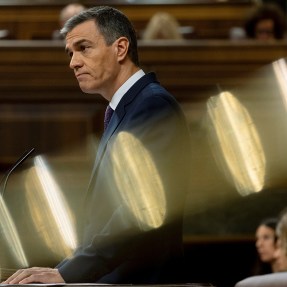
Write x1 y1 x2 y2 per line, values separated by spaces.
244 4 286 40
273 209 287 272
0 29 9 39
260 0 286 15
229 26 246 40
52 3 86 40
253 217 280 275
235 209 287 287
141 12 184 40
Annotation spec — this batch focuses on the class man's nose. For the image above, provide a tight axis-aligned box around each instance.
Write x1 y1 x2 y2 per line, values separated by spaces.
70 53 81 69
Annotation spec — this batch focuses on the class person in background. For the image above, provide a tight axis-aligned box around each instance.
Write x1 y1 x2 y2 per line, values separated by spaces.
273 210 287 272
52 3 86 40
2 6 191 285
141 12 184 40
244 3 286 40
235 208 287 287
253 217 280 275
260 0 286 15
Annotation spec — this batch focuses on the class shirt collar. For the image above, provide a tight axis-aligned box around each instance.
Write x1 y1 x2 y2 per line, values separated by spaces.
109 69 145 110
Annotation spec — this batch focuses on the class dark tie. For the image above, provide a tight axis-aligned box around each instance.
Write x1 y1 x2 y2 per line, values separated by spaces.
104 105 114 130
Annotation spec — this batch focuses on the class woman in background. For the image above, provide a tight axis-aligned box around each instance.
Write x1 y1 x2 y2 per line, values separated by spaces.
253 217 280 275
142 12 184 40
235 209 287 287
244 3 286 40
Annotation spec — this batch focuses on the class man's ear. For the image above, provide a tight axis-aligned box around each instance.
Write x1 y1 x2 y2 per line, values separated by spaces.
115 37 129 62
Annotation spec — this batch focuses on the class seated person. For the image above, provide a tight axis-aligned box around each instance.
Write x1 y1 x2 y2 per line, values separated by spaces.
141 12 184 40
235 208 287 286
252 217 280 275
261 0 286 15
52 3 86 40
244 3 286 40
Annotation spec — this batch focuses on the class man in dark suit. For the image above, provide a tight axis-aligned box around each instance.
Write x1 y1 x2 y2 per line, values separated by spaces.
3 6 191 284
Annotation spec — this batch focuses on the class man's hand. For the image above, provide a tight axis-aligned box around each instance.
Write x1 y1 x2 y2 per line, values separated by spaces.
2 267 65 284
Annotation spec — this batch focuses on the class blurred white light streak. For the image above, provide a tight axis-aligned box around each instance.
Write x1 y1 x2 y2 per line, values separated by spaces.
0 196 28 267
273 59 287 111
34 156 77 250
207 91 266 196
111 132 166 230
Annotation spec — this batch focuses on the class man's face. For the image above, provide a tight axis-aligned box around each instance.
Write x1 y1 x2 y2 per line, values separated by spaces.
65 20 120 98
255 19 275 40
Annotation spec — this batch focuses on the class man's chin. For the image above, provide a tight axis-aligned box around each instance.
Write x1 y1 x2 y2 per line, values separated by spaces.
80 88 99 95
79 84 94 94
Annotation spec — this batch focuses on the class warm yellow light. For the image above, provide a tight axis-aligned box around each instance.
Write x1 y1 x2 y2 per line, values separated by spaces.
0 196 28 268
207 91 266 196
109 131 166 231
25 156 77 259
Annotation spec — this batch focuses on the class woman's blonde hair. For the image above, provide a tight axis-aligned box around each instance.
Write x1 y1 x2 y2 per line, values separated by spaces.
276 208 287 255
142 12 183 40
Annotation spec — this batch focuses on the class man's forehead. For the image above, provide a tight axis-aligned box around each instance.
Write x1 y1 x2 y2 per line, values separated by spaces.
66 20 98 39
65 21 101 46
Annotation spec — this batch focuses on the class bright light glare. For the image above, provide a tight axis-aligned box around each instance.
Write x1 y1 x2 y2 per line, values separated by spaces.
207 91 266 196
25 155 77 258
110 131 166 231
0 196 28 267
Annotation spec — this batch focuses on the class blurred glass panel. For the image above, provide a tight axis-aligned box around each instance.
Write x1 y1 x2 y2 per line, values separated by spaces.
184 58 287 236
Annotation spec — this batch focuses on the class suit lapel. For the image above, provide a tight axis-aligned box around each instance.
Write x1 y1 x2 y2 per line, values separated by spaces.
87 72 158 190
95 72 158 166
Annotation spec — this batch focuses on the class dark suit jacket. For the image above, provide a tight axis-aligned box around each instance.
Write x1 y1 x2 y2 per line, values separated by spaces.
57 72 191 283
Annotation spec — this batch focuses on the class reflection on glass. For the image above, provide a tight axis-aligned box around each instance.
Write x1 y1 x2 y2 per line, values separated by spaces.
0 196 28 268
25 156 77 259
206 91 266 196
273 58 287 111
110 131 166 231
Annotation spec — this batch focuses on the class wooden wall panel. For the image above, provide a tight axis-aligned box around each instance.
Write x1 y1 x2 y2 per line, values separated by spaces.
0 103 103 165
0 1 256 40
0 39 286 166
